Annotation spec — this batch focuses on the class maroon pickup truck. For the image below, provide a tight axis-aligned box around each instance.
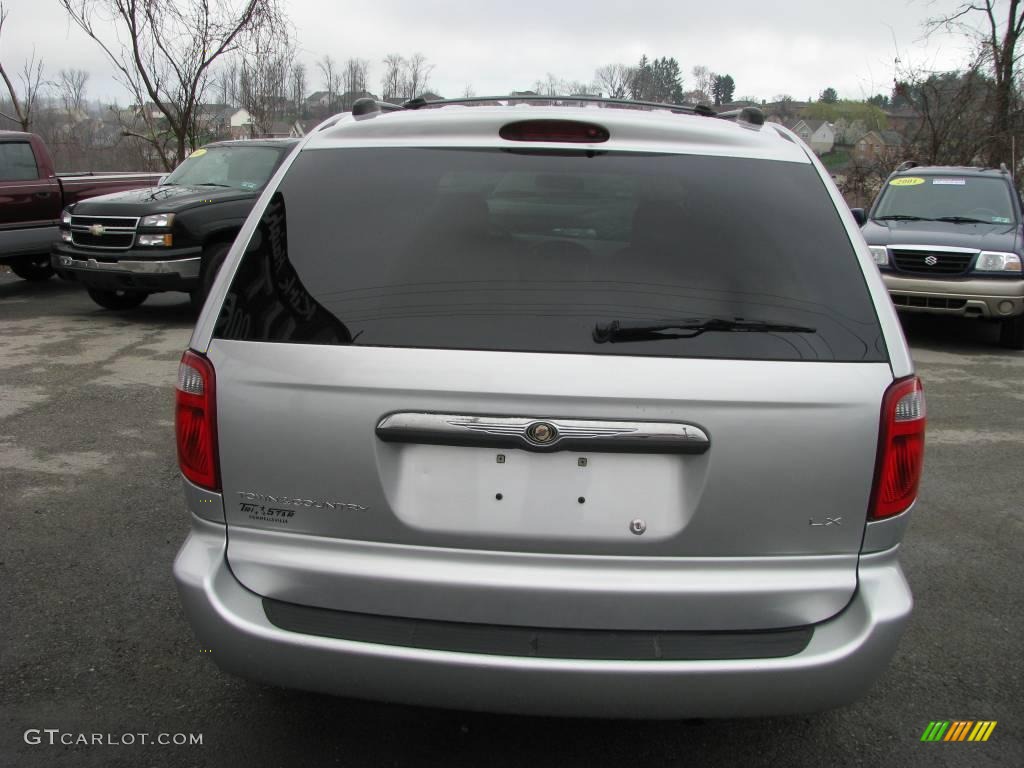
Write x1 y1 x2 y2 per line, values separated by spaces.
0 131 163 281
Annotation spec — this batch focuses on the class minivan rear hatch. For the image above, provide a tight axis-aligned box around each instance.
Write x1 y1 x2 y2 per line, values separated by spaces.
208 140 892 631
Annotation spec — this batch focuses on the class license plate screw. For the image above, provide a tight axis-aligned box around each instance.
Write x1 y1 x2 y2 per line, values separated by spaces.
577 457 587 467
629 519 647 535
496 454 505 464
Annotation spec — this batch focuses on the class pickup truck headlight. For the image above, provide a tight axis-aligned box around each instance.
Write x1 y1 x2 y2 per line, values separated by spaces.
869 246 889 266
139 213 175 228
61 209 73 226
975 251 1022 273
137 234 173 246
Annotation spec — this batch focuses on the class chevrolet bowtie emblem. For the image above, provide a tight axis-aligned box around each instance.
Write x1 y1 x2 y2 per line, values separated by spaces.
89 224 106 236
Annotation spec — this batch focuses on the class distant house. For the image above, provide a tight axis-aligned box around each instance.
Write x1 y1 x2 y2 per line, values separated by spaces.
196 103 235 138
791 119 836 155
338 90 379 111
833 118 868 147
305 91 332 108
228 109 253 139
884 107 921 139
256 120 305 139
853 130 906 164
760 99 810 124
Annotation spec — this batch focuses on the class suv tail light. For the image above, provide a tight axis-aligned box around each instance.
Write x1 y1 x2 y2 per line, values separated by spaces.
869 376 925 520
500 120 610 143
175 350 219 491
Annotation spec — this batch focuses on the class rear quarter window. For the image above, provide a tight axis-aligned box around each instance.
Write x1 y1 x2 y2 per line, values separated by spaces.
214 147 887 362
0 142 39 181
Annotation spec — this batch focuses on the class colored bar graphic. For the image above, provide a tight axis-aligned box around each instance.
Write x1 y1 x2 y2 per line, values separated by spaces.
921 721 996 742
945 721 972 741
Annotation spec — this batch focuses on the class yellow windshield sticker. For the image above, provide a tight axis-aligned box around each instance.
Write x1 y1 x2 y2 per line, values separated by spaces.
189 148 207 158
890 177 924 186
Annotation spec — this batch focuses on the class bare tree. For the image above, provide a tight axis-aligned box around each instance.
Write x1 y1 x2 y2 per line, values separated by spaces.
594 63 632 98
239 25 293 136
381 53 404 101
0 4 45 131
898 59 995 166
691 65 715 104
403 53 433 100
342 57 369 107
58 69 90 116
290 62 306 113
928 1 1024 166
462 83 475 98
216 61 240 107
59 0 284 170
318 55 341 110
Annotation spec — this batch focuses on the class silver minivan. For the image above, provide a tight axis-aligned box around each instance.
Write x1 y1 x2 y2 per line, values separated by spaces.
173 98 925 718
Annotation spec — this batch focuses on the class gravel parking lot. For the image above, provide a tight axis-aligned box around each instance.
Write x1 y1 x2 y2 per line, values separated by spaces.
1 271 1021 768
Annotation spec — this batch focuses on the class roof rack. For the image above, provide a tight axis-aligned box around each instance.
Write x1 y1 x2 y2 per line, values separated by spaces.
351 97 403 119
895 160 919 172
714 106 765 127
398 94 762 127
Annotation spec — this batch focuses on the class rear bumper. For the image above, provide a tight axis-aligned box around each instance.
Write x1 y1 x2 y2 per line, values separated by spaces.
881 272 1024 318
51 244 201 292
174 516 913 718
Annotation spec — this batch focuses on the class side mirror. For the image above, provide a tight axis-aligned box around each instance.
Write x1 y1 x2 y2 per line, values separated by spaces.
158 174 169 185
850 208 867 226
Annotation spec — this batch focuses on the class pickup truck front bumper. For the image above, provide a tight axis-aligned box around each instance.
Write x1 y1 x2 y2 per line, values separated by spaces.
881 272 1024 319
51 244 201 292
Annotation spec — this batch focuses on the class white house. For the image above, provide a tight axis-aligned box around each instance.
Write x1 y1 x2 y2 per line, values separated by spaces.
791 119 836 155
228 108 253 139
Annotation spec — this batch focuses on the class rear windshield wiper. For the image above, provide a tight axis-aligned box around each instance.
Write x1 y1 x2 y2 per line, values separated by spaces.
935 216 990 224
874 214 933 221
593 317 817 343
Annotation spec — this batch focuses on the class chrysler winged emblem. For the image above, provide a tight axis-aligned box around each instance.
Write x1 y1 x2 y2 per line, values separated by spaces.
89 224 106 236
525 421 558 445
924 255 938 266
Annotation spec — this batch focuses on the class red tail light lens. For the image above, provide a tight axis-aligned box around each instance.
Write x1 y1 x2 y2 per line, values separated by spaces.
869 376 925 520
175 350 219 491
500 120 610 143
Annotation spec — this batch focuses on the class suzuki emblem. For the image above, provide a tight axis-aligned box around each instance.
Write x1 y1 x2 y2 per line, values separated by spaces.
89 224 106 236
924 255 938 266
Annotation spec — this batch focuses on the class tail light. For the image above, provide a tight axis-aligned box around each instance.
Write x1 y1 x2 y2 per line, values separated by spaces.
175 350 219 491
500 120 610 143
869 376 926 520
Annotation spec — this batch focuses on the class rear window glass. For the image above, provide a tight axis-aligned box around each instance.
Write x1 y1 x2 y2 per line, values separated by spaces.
874 175 1016 224
214 148 887 362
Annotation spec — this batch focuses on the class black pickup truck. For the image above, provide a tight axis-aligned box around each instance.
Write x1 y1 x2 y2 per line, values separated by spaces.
52 138 298 310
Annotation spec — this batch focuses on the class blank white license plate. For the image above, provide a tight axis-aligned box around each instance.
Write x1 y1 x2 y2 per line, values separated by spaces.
387 444 688 542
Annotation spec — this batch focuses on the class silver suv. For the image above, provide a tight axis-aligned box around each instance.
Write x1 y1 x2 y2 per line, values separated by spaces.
173 97 925 718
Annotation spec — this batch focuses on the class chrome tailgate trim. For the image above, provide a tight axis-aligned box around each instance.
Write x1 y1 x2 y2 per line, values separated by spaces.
376 412 710 453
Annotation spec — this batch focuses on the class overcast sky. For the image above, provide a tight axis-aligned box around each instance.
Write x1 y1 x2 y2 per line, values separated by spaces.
5 0 979 105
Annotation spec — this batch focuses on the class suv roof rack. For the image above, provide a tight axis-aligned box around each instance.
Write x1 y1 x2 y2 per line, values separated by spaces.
395 95 764 128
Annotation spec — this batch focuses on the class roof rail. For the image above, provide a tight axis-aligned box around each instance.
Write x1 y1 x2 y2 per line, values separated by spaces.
336 95 766 131
714 106 765 128
400 94 717 116
895 160 918 172
351 97 403 119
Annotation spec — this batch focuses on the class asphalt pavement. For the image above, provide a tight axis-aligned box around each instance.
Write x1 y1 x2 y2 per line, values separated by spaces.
0 270 1021 768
